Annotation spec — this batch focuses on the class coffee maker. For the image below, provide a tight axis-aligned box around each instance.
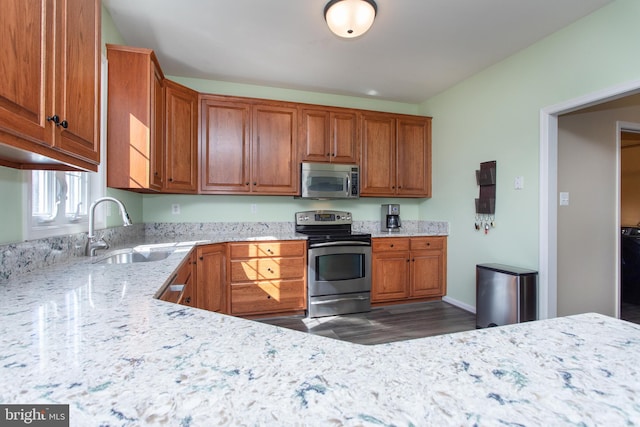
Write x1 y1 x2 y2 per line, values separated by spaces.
381 204 401 232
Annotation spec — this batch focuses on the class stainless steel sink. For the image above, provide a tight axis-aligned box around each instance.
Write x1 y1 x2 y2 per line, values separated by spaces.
95 248 174 264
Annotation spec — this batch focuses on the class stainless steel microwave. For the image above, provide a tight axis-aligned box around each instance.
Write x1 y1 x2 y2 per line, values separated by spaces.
299 162 360 199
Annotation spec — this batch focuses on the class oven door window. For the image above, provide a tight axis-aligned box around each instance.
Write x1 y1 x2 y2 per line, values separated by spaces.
315 252 365 281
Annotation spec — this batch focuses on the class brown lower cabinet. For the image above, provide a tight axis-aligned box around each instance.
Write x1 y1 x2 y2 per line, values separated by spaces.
372 236 447 304
228 240 307 316
196 243 227 313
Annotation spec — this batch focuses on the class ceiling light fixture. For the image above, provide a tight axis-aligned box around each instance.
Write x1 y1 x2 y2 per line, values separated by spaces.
324 0 377 39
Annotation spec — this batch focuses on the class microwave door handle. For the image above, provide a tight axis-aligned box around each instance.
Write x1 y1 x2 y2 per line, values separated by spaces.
346 174 351 197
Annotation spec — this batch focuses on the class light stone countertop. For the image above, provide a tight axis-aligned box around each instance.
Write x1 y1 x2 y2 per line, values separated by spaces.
1 235 640 426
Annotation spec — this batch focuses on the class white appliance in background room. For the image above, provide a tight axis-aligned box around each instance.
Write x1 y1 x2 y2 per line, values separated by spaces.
381 204 401 232
295 210 372 318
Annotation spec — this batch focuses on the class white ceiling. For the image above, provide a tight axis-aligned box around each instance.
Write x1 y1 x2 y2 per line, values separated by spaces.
102 0 614 104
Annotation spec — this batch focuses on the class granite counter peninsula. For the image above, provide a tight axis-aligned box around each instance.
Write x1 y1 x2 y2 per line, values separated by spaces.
1 241 639 426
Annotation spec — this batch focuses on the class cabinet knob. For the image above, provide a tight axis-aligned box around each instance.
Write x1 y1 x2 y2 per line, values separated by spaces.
253 182 257 186
169 178 174 182
199 256 203 261
326 153 330 157
390 244 394 248
56 120 68 129
426 242 430 246
245 182 250 186
267 295 272 299
184 297 191 303
267 267 273 273
46 115 60 124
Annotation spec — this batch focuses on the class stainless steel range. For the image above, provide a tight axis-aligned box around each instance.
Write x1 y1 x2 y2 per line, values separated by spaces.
295 210 372 318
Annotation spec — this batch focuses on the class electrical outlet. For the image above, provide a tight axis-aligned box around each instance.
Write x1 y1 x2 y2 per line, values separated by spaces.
514 176 524 190
171 203 181 215
251 204 257 214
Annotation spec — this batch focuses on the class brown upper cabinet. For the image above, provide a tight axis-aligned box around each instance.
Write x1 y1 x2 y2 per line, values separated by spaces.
106 44 165 191
107 46 198 193
200 96 298 195
164 80 198 193
298 108 359 164
0 0 100 171
360 112 431 197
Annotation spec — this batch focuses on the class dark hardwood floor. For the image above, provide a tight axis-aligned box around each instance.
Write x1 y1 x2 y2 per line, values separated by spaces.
257 301 477 345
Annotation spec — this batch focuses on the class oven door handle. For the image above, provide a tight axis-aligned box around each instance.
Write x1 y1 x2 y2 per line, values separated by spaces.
309 241 371 248
311 296 370 305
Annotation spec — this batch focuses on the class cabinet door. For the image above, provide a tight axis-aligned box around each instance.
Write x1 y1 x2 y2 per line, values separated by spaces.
196 244 226 313
371 250 410 302
397 117 431 197
410 250 445 298
330 111 358 164
200 98 251 193
299 109 330 163
106 45 164 189
150 66 165 190
299 109 358 164
252 104 298 194
360 113 396 196
53 0 100 165
0 0 51 149
164 80 198 192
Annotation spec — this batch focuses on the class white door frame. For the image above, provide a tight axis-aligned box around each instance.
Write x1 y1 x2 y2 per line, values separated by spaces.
539 79 640 319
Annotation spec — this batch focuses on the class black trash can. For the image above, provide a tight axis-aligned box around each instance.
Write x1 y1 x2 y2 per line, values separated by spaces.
476 263 538 329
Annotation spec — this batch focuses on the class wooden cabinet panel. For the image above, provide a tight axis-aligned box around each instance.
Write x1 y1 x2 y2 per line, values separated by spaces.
228 240 306 316
299 108 358 164
107 45 165 190
252 104 298 194
199 98 297 195
229 241 305 258
196 243 226 313
372 250 410 301
230 257 305 282
230 279 306 315
53 0 100 165
397 117 431 196
372 238 410 252
0 0 99 171
372 236 446 304
176 251 196 307
200 99 251 193
164 80 198 193
409 237 444 251
361 113 431 198
410 250 445 298
361 113 396 195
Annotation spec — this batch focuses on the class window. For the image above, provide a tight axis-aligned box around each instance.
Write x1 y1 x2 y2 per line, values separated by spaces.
27 170 103 239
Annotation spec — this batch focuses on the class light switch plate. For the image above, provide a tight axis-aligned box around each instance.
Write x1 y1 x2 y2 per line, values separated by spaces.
559 192 570 206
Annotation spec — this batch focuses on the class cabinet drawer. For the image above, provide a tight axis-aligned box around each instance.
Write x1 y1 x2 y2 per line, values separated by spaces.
372 238 409 252
229 241 305 258
230 257 305 282
410 237 445 250
231 279 306 315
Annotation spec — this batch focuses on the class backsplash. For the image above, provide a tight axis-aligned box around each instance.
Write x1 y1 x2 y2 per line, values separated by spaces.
0 220 448 283
0 224 145 283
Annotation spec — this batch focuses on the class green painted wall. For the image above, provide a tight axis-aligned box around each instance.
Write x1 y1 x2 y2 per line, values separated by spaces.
0 166 24 243
419 0 640 307
142 194 422 223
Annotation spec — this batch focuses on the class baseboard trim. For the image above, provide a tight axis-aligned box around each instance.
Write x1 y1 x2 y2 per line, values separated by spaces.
442 296 476 314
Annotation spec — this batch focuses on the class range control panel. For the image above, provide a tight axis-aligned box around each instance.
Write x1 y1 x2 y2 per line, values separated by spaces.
295 210 352 225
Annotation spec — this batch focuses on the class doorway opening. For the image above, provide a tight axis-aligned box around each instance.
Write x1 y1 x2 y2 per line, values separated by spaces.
620 127 640 324
540 78 640 320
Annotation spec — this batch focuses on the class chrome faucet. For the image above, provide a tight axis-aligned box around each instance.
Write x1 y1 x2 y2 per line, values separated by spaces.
86 197 133 256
